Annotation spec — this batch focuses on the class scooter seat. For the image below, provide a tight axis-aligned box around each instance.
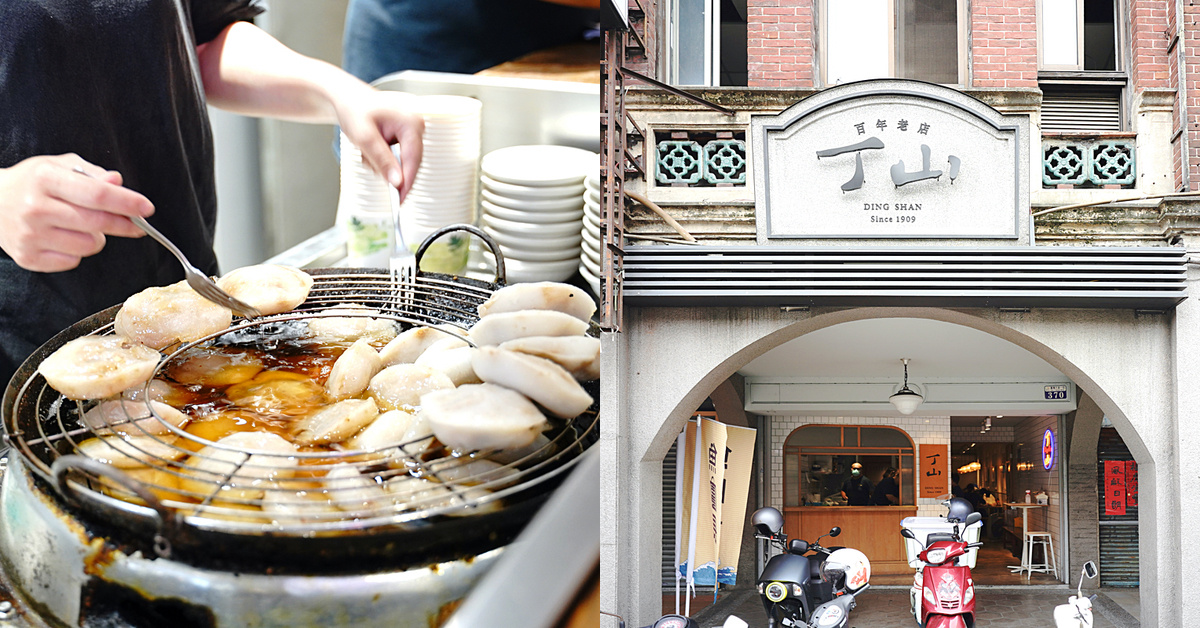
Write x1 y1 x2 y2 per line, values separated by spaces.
925 532 955 546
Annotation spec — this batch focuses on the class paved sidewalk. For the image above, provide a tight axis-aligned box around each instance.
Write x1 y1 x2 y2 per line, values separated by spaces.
689 585 1139 628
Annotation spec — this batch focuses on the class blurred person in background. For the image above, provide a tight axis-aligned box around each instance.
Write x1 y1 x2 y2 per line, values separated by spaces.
871 466 900 505
0 0 424 388
342 0 601 85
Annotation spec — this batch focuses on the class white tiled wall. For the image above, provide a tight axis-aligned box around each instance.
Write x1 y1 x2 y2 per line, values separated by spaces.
949 426 1016 442
766 415 952 518
1011 415 1063 576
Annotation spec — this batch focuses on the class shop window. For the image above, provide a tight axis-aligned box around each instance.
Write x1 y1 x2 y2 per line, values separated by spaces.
666 0 748 86
822 0 966 86
783 425 915 507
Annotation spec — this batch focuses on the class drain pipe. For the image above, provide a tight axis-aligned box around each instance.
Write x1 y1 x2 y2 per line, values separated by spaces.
1177 0 1191 192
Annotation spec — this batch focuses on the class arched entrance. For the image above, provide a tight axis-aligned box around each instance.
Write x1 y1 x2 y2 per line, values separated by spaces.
602 305 1176 627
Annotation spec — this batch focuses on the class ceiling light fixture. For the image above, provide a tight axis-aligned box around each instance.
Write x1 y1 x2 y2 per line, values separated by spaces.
888 358 924 415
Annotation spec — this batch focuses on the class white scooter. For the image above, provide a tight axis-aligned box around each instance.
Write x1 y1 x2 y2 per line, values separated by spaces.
1053 560 1099 628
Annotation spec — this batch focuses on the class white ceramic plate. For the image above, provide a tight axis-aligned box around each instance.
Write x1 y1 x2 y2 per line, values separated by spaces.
581 223 601 250
483 225 583 252
581 240 600 265
481 145 597 187
498 242 580 263
578 260 601 297
581 249 601 278
481 189 582 213
585 188 600 206
495 256 580 283
482 200 583 225
482 213 583 238
482 175 584 200
583 211 602 233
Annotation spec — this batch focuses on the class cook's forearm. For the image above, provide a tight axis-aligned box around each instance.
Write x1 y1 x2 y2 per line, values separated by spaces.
197 21 368 124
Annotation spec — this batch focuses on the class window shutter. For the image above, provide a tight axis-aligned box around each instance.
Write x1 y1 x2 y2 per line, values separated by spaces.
1040 84 1122 132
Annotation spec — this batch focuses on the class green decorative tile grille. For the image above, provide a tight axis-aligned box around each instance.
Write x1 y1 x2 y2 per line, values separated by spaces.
703 139 747 185
1042 139 1135 188
656 140 703 185
655 130 747 187
1089 141 1135 186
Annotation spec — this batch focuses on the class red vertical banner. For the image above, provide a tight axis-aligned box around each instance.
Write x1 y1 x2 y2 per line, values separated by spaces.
1104 460 1126 516
1124 460 1138 508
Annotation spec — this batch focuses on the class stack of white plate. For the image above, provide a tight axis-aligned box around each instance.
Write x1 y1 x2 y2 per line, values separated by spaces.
479 145 598 283
579 171 602 296
393 95 482 273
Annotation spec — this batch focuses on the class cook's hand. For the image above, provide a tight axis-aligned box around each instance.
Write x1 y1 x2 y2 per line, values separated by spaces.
335 90 424 204
0 154 153 272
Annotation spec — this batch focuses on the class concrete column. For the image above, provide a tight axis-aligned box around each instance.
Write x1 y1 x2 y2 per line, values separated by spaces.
1172 259 1200 627
1065 391 1103 590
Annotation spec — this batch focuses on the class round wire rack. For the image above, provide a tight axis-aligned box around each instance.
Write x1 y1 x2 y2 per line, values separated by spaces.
4 268 599 553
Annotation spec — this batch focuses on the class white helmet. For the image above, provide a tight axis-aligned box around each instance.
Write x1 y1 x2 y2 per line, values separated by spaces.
822 548 871 593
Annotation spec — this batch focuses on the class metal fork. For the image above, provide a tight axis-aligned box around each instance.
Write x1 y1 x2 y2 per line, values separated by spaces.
72 166 262 318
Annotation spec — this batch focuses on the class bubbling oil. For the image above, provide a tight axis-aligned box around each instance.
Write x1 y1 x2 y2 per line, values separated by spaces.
160 321 392 454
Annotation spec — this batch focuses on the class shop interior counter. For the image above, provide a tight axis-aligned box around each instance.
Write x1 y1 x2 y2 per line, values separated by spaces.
783 506 918 575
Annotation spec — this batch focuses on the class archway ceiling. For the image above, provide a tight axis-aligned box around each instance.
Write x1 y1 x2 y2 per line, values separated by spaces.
739 318 1066 381
737 318 1073 418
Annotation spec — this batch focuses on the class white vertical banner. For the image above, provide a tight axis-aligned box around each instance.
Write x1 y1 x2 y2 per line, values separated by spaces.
717 424 757 585
677 417 729 592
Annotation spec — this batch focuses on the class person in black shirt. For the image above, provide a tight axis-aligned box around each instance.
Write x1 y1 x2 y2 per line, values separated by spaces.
871 466 900 505
963 483 984 512
840 462 874 506
0 1 424 387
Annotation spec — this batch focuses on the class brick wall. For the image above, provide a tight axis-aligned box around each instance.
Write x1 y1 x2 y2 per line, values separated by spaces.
970 0 1038 88
746 0 816 87
1130 0 1171 90
767 415 951 518
1181 0 1200 190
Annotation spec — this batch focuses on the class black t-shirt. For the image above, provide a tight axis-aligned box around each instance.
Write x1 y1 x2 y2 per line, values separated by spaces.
872 475 899 505
841 475 873 506
0 0 262 387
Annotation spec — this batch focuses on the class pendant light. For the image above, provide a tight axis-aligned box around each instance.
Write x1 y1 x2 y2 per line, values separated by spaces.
889 358 924 415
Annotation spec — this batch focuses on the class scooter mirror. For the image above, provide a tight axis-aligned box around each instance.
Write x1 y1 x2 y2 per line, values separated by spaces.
900 528 917 540
1083 560 1098 579
965 512 983 526
829 526 841 537
789 539 809 554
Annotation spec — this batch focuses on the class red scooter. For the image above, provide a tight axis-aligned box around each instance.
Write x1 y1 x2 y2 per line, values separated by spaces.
900 498 984 628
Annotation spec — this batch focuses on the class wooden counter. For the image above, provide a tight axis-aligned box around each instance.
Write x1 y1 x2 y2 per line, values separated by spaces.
475 42 601 84
784 506 918 575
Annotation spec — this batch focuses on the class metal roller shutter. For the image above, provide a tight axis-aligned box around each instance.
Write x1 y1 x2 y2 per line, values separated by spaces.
1097 427 1138 587
663 442 678 590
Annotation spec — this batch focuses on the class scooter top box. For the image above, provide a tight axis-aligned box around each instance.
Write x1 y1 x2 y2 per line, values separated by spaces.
900 516 983 568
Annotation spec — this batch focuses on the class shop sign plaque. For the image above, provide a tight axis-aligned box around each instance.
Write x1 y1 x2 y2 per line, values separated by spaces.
919 444 950 499
752 81 1028 240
